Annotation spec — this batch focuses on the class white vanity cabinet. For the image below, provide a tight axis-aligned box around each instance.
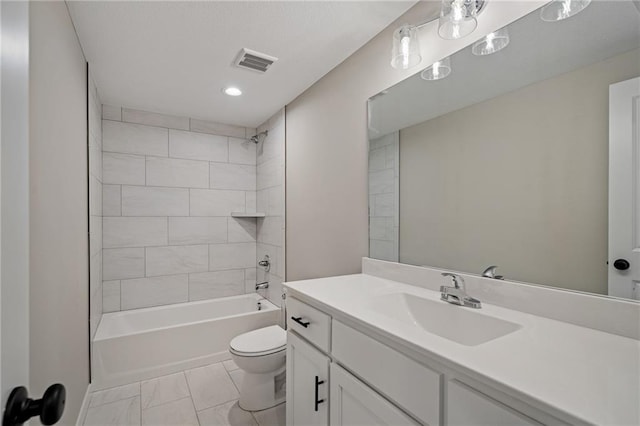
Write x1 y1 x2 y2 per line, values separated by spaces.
286 297 559 426
286 331 330 426
330 363 419 426
447 380 542 426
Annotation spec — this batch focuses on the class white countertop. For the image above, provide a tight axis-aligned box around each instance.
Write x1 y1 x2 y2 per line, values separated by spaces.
284 273 640 426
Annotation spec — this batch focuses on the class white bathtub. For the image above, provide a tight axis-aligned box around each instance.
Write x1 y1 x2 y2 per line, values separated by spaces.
92 293 279 390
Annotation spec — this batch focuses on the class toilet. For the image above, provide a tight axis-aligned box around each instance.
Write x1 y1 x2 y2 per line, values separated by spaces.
229 325 287 411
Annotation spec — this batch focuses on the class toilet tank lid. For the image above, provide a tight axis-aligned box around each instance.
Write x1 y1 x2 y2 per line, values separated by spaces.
230 325 286 353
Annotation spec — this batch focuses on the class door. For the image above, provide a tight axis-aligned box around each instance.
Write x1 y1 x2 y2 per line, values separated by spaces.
286 331 329 426
330 364 419 426
609 77 640 299
0 0 31 405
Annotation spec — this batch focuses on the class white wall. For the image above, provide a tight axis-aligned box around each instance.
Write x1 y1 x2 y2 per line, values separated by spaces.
101 107 260 311
285 1 546 281
29 2 88 422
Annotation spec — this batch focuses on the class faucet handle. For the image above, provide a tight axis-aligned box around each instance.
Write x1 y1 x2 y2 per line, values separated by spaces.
482 265 504 280
441 272 464 289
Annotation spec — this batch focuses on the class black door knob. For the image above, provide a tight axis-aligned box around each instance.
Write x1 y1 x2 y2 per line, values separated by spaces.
613 259 630 271
3 384 65 426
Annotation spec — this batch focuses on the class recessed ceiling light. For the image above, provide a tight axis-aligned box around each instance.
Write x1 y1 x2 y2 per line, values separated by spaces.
223 87 242 96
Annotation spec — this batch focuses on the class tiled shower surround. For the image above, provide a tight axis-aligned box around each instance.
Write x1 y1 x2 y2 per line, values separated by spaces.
256 109 286 306
100 106 284 312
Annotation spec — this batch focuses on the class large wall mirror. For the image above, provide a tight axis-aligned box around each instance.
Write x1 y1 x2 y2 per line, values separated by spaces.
368 0 640 301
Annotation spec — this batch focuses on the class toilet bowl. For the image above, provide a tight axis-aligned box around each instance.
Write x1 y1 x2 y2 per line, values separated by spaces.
229 325 287 411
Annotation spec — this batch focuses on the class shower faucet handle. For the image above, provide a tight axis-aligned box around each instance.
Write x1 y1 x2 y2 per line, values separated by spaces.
258 255 271 272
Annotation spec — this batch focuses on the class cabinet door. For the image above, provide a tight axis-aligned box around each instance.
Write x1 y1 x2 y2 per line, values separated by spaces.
330 364 419 426
447 380 541 426
286 331 329 426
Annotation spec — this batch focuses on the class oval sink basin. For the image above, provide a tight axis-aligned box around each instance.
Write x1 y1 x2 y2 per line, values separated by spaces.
369 293 521 346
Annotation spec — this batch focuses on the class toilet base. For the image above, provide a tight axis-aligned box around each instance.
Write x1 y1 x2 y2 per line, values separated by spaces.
238 365 286 412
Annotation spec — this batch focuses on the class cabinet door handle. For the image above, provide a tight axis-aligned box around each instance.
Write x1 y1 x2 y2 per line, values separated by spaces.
291 316 310 328
314 375 325 412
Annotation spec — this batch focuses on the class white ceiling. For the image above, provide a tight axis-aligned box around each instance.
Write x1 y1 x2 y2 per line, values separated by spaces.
67 1 416 127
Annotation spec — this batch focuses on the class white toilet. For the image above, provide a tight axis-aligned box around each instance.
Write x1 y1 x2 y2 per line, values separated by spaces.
229 325 287 411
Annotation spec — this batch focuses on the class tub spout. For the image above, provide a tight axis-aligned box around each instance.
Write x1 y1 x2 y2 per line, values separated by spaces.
255 281 269 290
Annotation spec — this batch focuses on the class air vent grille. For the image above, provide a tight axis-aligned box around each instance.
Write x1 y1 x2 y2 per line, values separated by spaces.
234 48 278 73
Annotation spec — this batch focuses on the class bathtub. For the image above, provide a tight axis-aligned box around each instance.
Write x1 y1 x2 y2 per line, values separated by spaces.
92 293 279 390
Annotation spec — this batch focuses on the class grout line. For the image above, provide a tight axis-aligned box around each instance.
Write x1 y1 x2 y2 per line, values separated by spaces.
86 382 141 409
139 388 142 426
117 280 122 312
182 371 194 401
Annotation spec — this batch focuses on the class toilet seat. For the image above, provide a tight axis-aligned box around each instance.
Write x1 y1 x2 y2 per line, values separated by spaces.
229 325 286 357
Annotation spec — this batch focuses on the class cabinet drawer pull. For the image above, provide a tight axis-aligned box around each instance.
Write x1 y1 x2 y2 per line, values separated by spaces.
314 375 325 412
291 316 310 328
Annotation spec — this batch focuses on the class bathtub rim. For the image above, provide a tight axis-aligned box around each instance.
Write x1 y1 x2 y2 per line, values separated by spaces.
94 293 278 342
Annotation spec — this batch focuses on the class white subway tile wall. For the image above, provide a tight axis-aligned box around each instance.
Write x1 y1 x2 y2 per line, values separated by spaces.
101 106 265 311
89 73 103 339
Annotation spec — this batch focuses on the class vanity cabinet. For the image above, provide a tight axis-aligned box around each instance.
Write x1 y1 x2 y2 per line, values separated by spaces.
286 331 329 426
447 380 542 426
286 297 557 426
330 363 419 426
332 320 441 425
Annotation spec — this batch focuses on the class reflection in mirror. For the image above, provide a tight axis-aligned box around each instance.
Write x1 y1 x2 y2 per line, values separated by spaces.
368 0 640 300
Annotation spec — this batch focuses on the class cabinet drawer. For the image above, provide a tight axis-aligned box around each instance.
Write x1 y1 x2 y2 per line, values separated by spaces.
332 320 441 426
447 380 542 426
287 297 331 353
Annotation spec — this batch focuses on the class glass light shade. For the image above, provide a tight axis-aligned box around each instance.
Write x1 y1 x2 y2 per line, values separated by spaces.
391 25 421 70
421 57 452 81
540 0 591 22
438 0 478 40
471 27 510 56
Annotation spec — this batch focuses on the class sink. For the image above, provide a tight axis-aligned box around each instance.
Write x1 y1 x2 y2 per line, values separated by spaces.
369 293 521 346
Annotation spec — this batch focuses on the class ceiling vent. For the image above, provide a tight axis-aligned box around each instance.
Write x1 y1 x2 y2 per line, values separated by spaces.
234 48 278 73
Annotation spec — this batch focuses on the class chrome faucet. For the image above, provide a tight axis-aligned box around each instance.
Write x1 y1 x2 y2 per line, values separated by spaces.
255 281 269 290
440 273 481 309
258 255 271 272
482 265 504 280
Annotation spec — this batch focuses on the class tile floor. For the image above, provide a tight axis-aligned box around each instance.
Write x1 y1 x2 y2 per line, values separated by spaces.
83 360 285 426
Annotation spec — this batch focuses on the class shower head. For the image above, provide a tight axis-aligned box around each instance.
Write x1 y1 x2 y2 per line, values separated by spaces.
250 130 268 144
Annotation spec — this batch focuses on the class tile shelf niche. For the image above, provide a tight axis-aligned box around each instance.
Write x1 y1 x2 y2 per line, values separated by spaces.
231 212 266 218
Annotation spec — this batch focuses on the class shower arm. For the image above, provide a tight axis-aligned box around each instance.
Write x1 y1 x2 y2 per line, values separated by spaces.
249 130 269 144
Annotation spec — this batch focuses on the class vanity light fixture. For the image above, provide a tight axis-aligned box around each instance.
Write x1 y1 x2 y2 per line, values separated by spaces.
420 56 452 81
390 0 486 70
438 0 483 40
471 27 510 56
540 0 591 22
223 87 242 96
390 25 422 70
